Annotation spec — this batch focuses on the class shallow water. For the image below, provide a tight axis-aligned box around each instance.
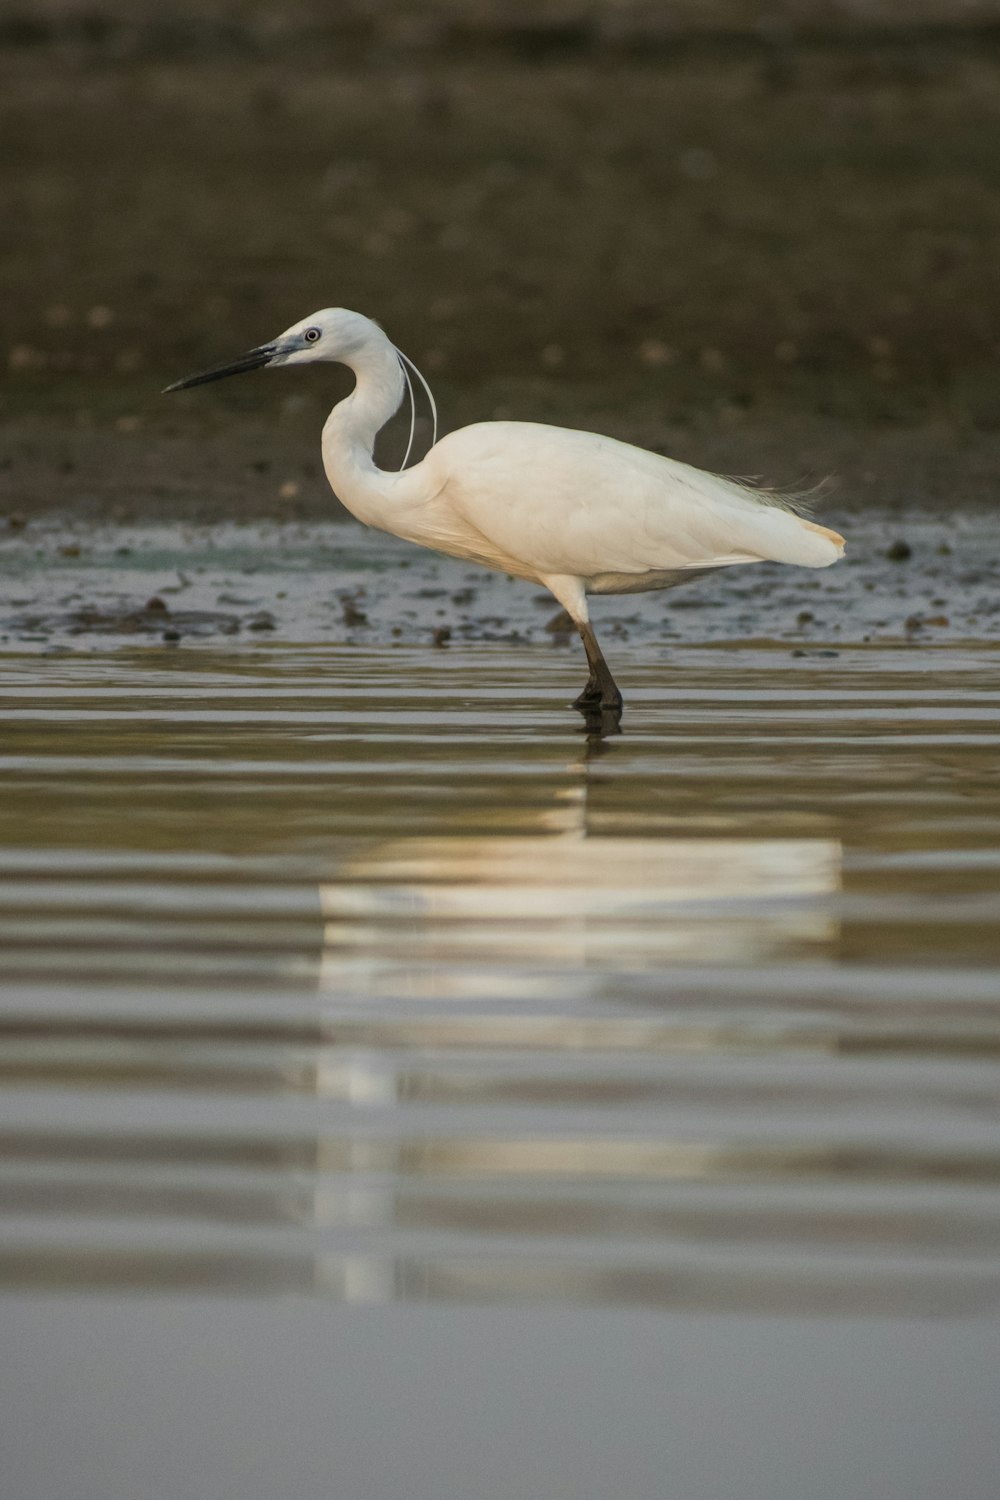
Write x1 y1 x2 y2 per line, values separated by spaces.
2 639 999 1499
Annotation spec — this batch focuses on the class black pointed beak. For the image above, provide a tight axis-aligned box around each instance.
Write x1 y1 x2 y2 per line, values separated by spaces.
163 344 277 393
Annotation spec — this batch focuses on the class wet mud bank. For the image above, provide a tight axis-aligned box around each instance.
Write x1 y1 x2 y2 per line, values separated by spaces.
6 40 1000 520
2 509 998 656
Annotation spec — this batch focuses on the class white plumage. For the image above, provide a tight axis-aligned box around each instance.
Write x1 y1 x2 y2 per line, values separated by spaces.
167 306 844 718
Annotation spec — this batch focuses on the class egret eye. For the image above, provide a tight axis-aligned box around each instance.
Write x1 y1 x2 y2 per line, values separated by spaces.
304 327 321 344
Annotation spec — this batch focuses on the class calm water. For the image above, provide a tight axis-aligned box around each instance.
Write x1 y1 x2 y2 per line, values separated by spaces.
1 641 999 1499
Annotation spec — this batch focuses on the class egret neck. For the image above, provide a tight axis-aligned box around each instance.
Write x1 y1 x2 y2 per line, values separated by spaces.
321 325 409 527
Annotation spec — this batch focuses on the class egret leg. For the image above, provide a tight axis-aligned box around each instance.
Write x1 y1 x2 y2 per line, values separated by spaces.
536 573 624 720
574 620 623 715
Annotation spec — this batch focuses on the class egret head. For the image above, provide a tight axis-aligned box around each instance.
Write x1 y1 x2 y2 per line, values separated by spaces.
163 308 381 392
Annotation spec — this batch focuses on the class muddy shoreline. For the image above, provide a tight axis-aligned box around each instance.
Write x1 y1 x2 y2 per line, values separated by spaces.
5 42 1000 529
3 507 997 657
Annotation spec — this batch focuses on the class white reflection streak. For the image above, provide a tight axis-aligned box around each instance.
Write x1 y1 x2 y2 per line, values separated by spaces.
305 779 840 1307
316 835 841 991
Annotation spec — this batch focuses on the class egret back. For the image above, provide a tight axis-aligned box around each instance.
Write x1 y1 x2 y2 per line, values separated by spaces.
426 421 843 585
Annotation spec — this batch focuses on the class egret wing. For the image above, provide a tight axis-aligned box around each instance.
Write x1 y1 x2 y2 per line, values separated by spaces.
431 422 840 581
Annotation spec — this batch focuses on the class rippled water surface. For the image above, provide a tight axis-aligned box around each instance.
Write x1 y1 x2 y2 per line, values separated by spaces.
2 640 999 1500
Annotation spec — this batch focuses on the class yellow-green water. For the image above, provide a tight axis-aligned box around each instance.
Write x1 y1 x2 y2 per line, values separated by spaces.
1 641 998 1499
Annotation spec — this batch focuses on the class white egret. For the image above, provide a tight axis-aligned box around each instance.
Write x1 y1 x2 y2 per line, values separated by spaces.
166 308 844 718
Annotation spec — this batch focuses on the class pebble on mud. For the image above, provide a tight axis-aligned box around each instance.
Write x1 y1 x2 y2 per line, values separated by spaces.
886 539 912 561
699 347 728 374
906 613 950 633
637 338 677 368
341 599 368 626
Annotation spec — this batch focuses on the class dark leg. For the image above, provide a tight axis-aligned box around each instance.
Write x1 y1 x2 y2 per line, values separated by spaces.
573 620 623 715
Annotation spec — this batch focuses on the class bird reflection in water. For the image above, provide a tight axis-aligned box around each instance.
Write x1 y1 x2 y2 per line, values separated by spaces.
316 721 841 992
291 748 863 1315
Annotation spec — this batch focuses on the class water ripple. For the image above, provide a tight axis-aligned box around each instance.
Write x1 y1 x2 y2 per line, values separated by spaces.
1 642 998 1310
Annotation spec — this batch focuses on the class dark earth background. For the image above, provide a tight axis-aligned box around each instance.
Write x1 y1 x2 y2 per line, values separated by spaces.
3 0 1000 532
